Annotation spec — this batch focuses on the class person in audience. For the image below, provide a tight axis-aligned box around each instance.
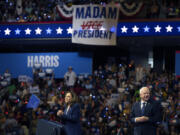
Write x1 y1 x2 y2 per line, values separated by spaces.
0 61 180 135
64 66 77 88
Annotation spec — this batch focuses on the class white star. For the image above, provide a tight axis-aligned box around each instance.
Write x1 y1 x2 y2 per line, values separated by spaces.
4 28 11 35
46 28 52 34
100 27 106 31
35 27 42 35
67 27 73 34
15 28 21 35
177 27 180 32
144 26 150 32
132 25 139 33
25 28 31 35
154 25 161 32
166 25 173 32
121 26 128 33
56 27 63 34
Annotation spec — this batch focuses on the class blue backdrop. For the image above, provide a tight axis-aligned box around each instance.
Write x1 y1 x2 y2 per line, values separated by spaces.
0 52 92 78
175 51 180 77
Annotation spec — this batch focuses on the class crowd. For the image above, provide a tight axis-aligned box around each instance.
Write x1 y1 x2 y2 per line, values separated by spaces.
0 0 180 23
0 60 180 135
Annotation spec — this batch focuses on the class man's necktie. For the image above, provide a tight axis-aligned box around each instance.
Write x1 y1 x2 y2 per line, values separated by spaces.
141 102 146 115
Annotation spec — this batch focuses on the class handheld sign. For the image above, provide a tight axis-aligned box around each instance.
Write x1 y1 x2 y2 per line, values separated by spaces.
27 94 40 109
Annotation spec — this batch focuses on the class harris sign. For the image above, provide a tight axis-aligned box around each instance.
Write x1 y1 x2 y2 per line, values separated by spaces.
0 52 92 78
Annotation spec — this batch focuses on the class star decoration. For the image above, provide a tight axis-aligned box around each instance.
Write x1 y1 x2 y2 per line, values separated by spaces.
56 27 63 34
25 28 31 35
35 27 42 35
4 28 11 35
177 27 180 32
154 25 161 32
0 23 180 38
166 25 173 32
46 28 52 34
132 25 139 33
121 26 128 33
67 27 73 34
144 26 150 32
15 28 21 35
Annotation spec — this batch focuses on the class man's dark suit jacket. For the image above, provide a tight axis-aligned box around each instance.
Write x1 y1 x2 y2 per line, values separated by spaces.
60 103 82 135
130 99 161 135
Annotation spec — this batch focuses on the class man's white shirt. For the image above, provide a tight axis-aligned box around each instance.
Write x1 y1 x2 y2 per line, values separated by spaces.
64 71 77 87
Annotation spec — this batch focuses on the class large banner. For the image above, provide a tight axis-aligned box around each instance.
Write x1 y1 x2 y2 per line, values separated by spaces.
72 4 119 45
0 52 92 78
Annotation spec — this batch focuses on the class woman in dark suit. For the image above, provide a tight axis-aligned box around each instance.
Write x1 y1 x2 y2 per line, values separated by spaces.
57 91 82 135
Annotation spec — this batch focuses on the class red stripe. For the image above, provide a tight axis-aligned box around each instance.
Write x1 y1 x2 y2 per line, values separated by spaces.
176 51 180 53
56 6 72 20
30 18 179 23
119 3 144 18
1 18 180 24
118 18 180 23
176 75 180 78
0 21 72 25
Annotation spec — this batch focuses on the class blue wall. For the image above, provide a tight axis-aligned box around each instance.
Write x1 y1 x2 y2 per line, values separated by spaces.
175 51 180 77
0 52 92 78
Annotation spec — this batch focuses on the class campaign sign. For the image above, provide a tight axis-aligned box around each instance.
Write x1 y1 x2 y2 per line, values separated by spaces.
0 52 92 78
72 4 119 45
30 86 40 94
27 94 40 109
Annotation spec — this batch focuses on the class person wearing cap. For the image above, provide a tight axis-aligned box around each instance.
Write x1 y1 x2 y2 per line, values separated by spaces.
130 87 162 135
64 66 77 88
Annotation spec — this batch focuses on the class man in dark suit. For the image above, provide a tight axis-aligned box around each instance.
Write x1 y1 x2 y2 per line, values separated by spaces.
130 87 161 135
